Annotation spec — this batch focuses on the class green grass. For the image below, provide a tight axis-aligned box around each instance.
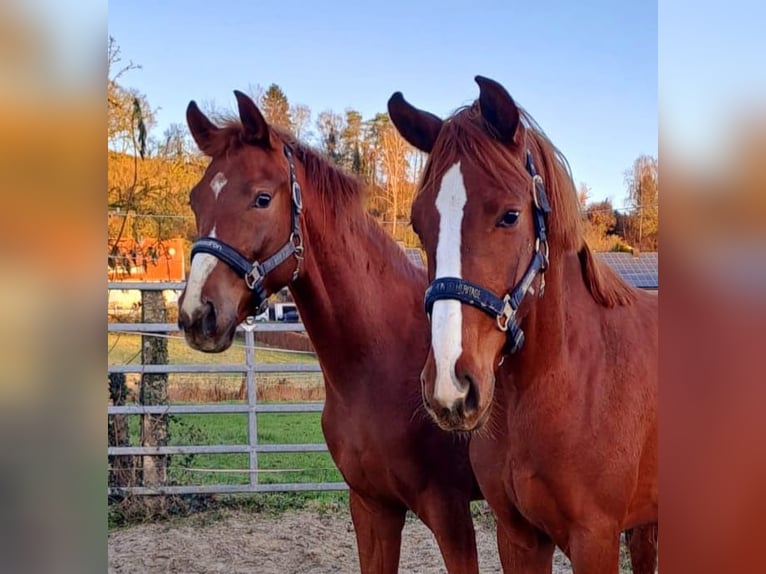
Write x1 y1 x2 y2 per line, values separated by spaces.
111 408 348 527
123 410 343 487
108 331 345 526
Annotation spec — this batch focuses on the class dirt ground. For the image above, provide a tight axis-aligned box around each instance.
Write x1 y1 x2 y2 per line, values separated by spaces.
109 508 639 573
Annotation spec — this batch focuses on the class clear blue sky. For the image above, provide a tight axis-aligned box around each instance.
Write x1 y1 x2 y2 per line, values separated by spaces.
108 0 657 207
660 0 766 165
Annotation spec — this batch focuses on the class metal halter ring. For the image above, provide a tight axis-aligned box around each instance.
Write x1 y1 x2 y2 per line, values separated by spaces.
290 232 304 283
496 295 513 332
290 232 304 259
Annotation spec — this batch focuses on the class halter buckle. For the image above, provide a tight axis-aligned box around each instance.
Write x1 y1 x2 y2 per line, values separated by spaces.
532 237 549 296
532 175 545 210
534 237 550 269
244 264 263 290
292 181 303 212
496 295 513 332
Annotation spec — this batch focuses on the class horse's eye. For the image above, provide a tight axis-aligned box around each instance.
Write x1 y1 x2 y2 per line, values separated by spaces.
497 210 520 228
252 193 272 209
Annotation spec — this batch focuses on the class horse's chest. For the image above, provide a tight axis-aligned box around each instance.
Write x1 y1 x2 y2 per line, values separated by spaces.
508 463 568 536
471 432 570 544
320 404 416 498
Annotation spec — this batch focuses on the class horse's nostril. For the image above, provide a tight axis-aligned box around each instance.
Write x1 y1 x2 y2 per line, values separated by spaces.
454 368 472 394
201 302 217 338
455 371 479 415
464 378 479 415
178 309 192 331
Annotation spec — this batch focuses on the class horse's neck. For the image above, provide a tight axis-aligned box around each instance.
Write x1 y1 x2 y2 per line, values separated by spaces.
288 199 428 384
507 253 572 382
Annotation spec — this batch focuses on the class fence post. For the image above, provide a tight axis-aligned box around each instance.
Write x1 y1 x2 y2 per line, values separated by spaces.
140 288 168 492
243 316 259 487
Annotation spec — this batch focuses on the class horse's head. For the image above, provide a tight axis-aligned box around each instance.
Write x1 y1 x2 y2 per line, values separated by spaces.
389 76 559 431
178 91 304 352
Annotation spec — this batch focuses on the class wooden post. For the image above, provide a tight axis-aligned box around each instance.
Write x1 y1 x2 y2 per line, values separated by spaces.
140 289 168 492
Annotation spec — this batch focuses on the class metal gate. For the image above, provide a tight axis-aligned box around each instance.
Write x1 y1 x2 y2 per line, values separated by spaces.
107 281 347 496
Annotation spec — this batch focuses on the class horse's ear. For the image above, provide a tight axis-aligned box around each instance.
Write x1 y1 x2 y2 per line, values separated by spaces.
387 92 443 153
186 101 219 155
475 76 520 144
233 90 271 147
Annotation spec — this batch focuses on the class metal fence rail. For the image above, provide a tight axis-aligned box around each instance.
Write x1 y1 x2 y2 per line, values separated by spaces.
107 281 348 496
110 483 348 496
108 363 321 374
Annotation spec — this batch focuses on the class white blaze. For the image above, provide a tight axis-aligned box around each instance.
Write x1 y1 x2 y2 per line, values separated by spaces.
181 226 218 318
431 162 468 408
210 172 227 199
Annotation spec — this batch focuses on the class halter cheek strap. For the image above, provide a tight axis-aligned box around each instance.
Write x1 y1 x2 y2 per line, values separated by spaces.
189 145 304 313
423 150 551 354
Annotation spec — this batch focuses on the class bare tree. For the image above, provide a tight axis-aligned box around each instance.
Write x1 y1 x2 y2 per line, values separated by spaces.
315 110 345 162
577 182 591 210
625 155 659 249
377 116 413 237
291 103 312 141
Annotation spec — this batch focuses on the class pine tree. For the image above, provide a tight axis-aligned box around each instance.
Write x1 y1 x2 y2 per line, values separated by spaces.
340 109 364 174
260 83 293 132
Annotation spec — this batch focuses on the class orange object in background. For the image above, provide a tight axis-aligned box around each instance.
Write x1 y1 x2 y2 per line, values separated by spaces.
107 237 186 282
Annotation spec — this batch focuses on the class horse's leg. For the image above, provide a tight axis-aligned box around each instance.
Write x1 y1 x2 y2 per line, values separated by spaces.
349 490 407 574
625 523 658 574
569 524 621 574
416 492 479 574
495 507 555 574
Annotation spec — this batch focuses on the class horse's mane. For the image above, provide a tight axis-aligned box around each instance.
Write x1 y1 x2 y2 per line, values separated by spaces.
420 102 635 308
275 127 366 211
205 117 365 212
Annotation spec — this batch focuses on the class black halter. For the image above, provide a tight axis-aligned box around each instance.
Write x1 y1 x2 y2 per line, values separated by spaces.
424 150 551 354
190 145 304 313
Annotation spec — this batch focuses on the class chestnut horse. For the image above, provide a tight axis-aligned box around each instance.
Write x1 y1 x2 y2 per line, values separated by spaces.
177 91 484 573
389 76 658 573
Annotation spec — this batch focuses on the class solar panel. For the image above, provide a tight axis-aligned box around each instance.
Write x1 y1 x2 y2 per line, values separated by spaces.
399 246 657 289
595 252 658 289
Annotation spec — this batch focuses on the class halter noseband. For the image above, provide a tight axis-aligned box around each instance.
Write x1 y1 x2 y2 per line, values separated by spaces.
424 150 551 354
189 145 304 313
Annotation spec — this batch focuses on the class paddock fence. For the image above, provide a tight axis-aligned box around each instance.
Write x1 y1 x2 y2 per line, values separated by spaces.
107 280 348 497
